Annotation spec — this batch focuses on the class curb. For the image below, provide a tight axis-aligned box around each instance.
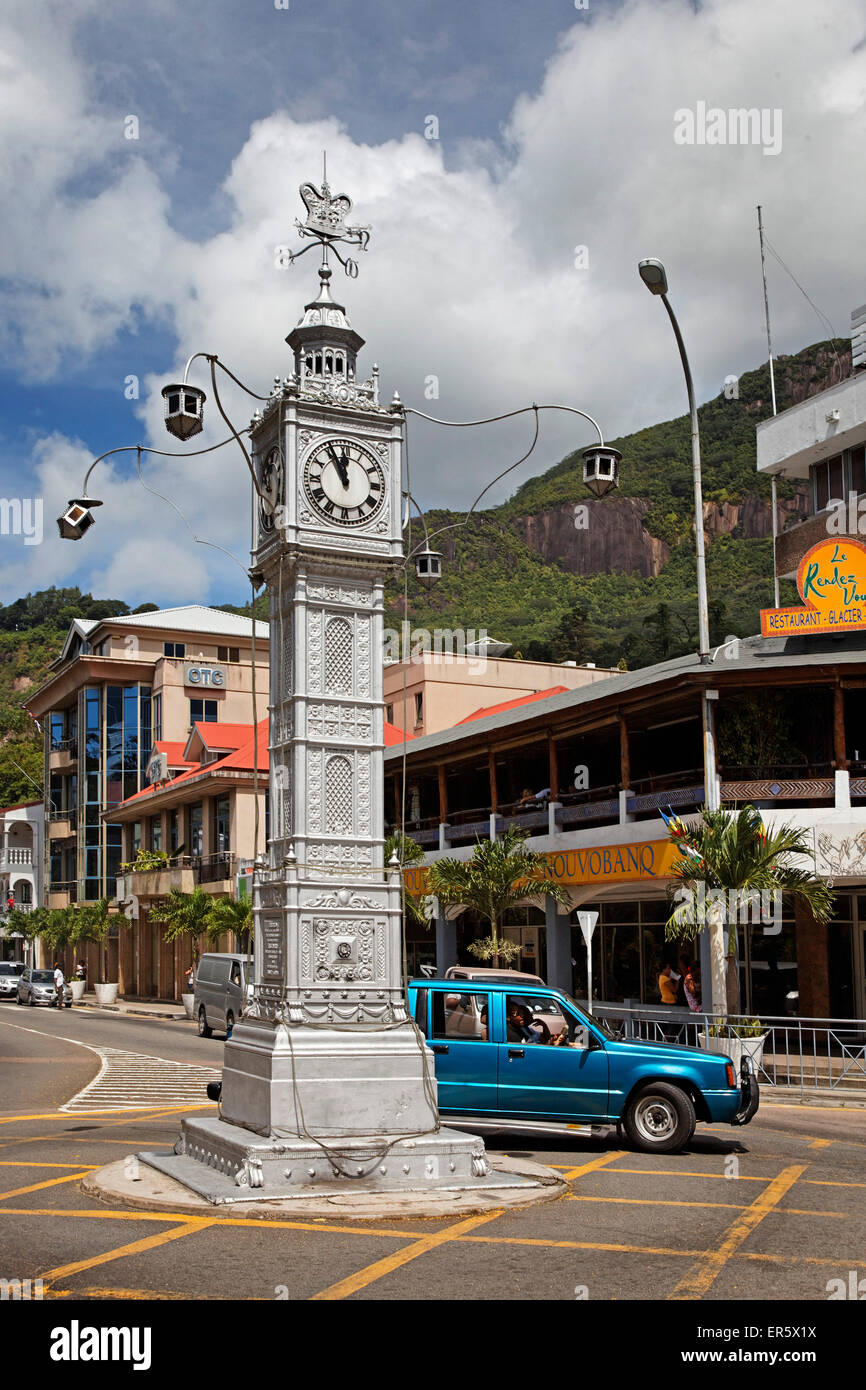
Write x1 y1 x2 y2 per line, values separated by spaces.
72 1002 189 1022
83 1154 566 1221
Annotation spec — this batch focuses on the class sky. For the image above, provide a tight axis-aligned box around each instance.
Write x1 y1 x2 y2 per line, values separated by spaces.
0 0 863 608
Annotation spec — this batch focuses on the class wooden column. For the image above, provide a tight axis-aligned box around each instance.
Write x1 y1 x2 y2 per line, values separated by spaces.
488 749 498 813
619 713 631 788
547 735 559 802
437 764 448 823
833 684 848 770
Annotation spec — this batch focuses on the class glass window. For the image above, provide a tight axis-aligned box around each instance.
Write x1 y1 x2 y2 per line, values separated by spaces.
828 454 844 503
164 642 186 658
49 712 65 750
213 797 230 853
814 460 829 511
851 446 866 497
132 822 142 855
170 809 179 854
431 991 489 1041
152 692 162 742
414 692 423 725
149 817 162 852
190 699 218 725
217 646 240 663
190 804 203 857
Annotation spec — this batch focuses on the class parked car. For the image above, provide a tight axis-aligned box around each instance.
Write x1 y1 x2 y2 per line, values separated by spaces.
0 961 25 998
194 953 252 1039
16 968 72 1008
408 978 759 1153
444 966 545 984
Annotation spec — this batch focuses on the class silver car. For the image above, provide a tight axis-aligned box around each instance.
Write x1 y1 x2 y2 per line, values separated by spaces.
17 968 72 1007
0 962 25 998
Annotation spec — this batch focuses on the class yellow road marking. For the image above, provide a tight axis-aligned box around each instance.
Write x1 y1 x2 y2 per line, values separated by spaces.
0 1160 99 1169
668 1165 807 1300
599 1166 769 1182
0 1171 92 1201
0 1206 429 1238
808 1138 833 1150
310 1210 504 1301
0 1104 214 1125
47 1286 268 1301
569 1194 747 1211
561 1150 627 1181
40 1221 216 1286
806 1177 866 1189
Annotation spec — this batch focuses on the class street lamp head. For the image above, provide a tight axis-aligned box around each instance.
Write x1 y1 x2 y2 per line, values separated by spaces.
161 382 206 439
57 497 102 541
415 548 443 588
582 445 622 499
638 258 668 296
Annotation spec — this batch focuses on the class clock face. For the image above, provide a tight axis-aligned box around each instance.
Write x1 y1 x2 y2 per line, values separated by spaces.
259 446 283 532
302 438 386 527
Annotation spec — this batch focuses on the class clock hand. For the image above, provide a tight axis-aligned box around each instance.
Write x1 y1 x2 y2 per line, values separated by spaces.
327 442 350 488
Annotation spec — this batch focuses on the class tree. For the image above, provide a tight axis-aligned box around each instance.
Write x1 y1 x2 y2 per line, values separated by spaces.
429 826 572 967
664 805 833 1016
149 887 219 963
207 895 252 951
70 898 116 983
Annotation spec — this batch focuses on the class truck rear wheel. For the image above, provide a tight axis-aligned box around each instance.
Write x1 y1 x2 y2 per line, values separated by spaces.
197 1007 212 1038
623 1082 696 1153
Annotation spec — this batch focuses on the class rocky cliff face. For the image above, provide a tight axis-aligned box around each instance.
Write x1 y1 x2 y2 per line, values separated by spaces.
511 491 808 578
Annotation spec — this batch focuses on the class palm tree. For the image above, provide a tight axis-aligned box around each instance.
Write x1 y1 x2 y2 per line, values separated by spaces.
207 895 252 952
664 805 834 1016
70 898 114 983
429 826 572 968
149 887 217 964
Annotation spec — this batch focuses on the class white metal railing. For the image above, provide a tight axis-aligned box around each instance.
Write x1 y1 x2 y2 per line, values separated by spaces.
589 1002 866 1097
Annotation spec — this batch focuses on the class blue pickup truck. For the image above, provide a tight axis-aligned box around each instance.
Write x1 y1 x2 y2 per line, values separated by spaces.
408 978 759 1153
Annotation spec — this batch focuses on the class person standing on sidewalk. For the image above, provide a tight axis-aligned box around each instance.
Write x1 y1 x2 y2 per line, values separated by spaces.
53 961 68 1008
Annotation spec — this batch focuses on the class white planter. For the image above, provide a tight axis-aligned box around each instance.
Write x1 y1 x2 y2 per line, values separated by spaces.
70 980 86 1002
698 1032 767 1074
182 993 196 1020
93 982 119 1006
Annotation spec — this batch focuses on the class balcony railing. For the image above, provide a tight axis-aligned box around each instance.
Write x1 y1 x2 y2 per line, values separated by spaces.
196 852 235 884
2 847 33 866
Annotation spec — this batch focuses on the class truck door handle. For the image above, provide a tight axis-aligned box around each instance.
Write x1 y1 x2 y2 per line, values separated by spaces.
508 1048 525 1059
431 1044 449 1055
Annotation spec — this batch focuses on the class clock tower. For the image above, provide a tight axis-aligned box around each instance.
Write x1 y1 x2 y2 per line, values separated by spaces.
162 177 496 1198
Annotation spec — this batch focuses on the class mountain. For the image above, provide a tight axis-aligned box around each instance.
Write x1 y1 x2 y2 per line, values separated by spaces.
387 339 851 667
0 338 850 803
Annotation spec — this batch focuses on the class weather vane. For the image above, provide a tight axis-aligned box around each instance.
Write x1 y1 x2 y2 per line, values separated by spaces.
287 152 371 279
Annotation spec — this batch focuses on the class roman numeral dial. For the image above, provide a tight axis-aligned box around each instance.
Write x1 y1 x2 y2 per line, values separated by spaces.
302 438 387 527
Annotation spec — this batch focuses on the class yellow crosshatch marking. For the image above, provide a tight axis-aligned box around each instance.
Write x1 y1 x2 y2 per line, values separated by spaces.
668 1164 807 1300
39 1221 218 1289
0 1171 93 1201
309 1211 505 1301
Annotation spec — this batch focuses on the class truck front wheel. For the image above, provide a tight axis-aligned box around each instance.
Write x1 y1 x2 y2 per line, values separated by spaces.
623 1082 696 1154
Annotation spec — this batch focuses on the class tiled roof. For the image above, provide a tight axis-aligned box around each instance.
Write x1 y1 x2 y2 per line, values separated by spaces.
153 741 197 768
384 722 413 746
456 686 570 723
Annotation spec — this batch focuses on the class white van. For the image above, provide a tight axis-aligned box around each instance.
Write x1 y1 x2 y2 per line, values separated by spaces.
194 953 252 1039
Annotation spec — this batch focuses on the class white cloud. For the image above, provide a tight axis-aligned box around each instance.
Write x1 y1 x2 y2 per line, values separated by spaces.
1 0 864 606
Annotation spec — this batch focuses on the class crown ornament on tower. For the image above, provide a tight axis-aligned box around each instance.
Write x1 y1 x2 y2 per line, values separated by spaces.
288 157 371 279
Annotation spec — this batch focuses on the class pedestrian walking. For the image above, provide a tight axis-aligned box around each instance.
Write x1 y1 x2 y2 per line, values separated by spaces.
186 962 196 992
684 961 702 1012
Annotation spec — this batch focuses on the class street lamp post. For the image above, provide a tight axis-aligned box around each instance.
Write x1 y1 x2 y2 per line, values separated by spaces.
638 259 726 1016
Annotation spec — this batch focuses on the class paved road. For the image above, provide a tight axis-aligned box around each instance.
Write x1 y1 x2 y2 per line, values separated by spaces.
1 1001 865 1305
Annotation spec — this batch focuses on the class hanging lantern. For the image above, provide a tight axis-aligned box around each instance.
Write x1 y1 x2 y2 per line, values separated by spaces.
415 549 443 588
57 497 102 541
161 383 206 439
582 445 622 499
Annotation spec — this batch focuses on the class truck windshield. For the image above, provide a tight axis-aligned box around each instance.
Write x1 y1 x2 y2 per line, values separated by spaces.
559 992 622 1040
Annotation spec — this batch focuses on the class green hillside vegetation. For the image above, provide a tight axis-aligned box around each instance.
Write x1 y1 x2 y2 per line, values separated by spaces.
388 340 844 665
0 338 845 804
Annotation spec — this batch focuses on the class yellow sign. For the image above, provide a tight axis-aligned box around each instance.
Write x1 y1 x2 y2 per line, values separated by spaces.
761 537 866 637
403 838 679 895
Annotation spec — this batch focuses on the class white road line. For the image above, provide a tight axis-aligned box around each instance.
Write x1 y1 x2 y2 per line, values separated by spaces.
0 1019 220 1112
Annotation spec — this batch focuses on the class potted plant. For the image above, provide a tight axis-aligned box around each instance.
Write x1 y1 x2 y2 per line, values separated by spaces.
71 898 121 1004
697 1017 769 1074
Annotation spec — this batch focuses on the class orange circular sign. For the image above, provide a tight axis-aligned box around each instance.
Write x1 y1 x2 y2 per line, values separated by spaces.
796 537 866 614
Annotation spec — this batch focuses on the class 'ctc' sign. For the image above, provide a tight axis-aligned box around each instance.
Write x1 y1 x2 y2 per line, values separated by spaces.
183 663 226 688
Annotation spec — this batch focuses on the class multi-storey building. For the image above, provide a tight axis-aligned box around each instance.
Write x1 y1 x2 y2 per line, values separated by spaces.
0 799 44 962
26 606 268 915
